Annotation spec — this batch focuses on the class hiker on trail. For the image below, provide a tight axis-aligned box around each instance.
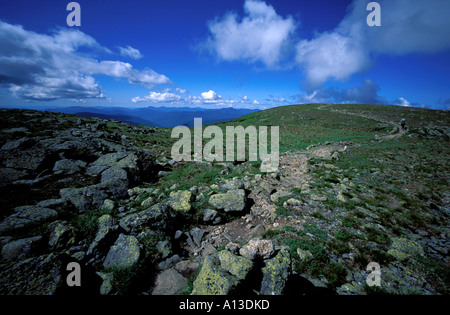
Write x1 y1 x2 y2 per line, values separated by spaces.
401 118 406 130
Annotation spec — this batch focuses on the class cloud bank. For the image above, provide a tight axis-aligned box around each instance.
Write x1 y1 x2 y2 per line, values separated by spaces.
205 0 450 99
0 20 170 101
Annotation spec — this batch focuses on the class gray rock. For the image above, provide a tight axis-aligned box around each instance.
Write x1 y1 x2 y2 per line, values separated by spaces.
119 203 170 234
156 240 172 259
0 253 64 295
239 239 275 260
191 254 239 295
203 208 219 223
0 167 27 188
152 268 187 295
103 234 141 270
158 254 181 270
218 250 253 280
260 247 291 295
99 167 129 198
168 190 194 214
1 236 43 261
209 189 247 212
53 159 86 175
47 221 76 250
60 185 108 213
0 206 58 235
191 227 206 247
87 214 117 256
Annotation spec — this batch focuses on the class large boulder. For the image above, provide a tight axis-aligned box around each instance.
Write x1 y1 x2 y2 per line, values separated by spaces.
0 206 58 235
60 185 109 213
103 234 141 270
47 221 77 250
191 254 240 295
152 268 187 295
53 159 86 175
0 253 64 295
209 189 247 212
218 250 253 280
1 236 43 261
169 190 194 214
87 214 118 256
119 203 171 234
260 247 291 295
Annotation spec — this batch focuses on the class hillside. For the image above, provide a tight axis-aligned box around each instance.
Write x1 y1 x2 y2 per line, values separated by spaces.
0 104 449 296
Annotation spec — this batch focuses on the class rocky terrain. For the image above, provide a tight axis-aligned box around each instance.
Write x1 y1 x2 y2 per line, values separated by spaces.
0 105 449 295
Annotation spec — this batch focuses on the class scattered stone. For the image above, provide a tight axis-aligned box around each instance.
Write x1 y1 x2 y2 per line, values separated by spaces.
203 208 219 223
270 190 292 204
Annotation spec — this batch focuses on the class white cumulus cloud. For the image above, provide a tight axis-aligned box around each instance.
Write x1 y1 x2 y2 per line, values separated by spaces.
0 20 171 101
131 92 182 103
205 0 296 67
118 45 143 59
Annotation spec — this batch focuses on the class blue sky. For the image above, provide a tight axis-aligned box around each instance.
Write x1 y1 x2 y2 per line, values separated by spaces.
1 0 449 110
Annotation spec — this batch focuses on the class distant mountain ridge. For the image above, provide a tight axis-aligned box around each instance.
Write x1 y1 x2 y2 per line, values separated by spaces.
42 106 259 128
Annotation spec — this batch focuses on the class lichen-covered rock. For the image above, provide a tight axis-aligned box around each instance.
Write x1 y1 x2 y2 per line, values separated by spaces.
387 237 424 261
87 214 117 256
101 199 115 212
119 203 170 233
60 185 109 213
0 206 58 235
103 234 141 270
156 240 172 259
209 189 247 212
0 253 64 295
48 221 76 250
218 250 253 280
270 190 292 203
191 254 239 295
169 190 193 214
1 236 43 261
219 177 244 191
97 272 114 295
239 239 275 260
260 247 291 295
